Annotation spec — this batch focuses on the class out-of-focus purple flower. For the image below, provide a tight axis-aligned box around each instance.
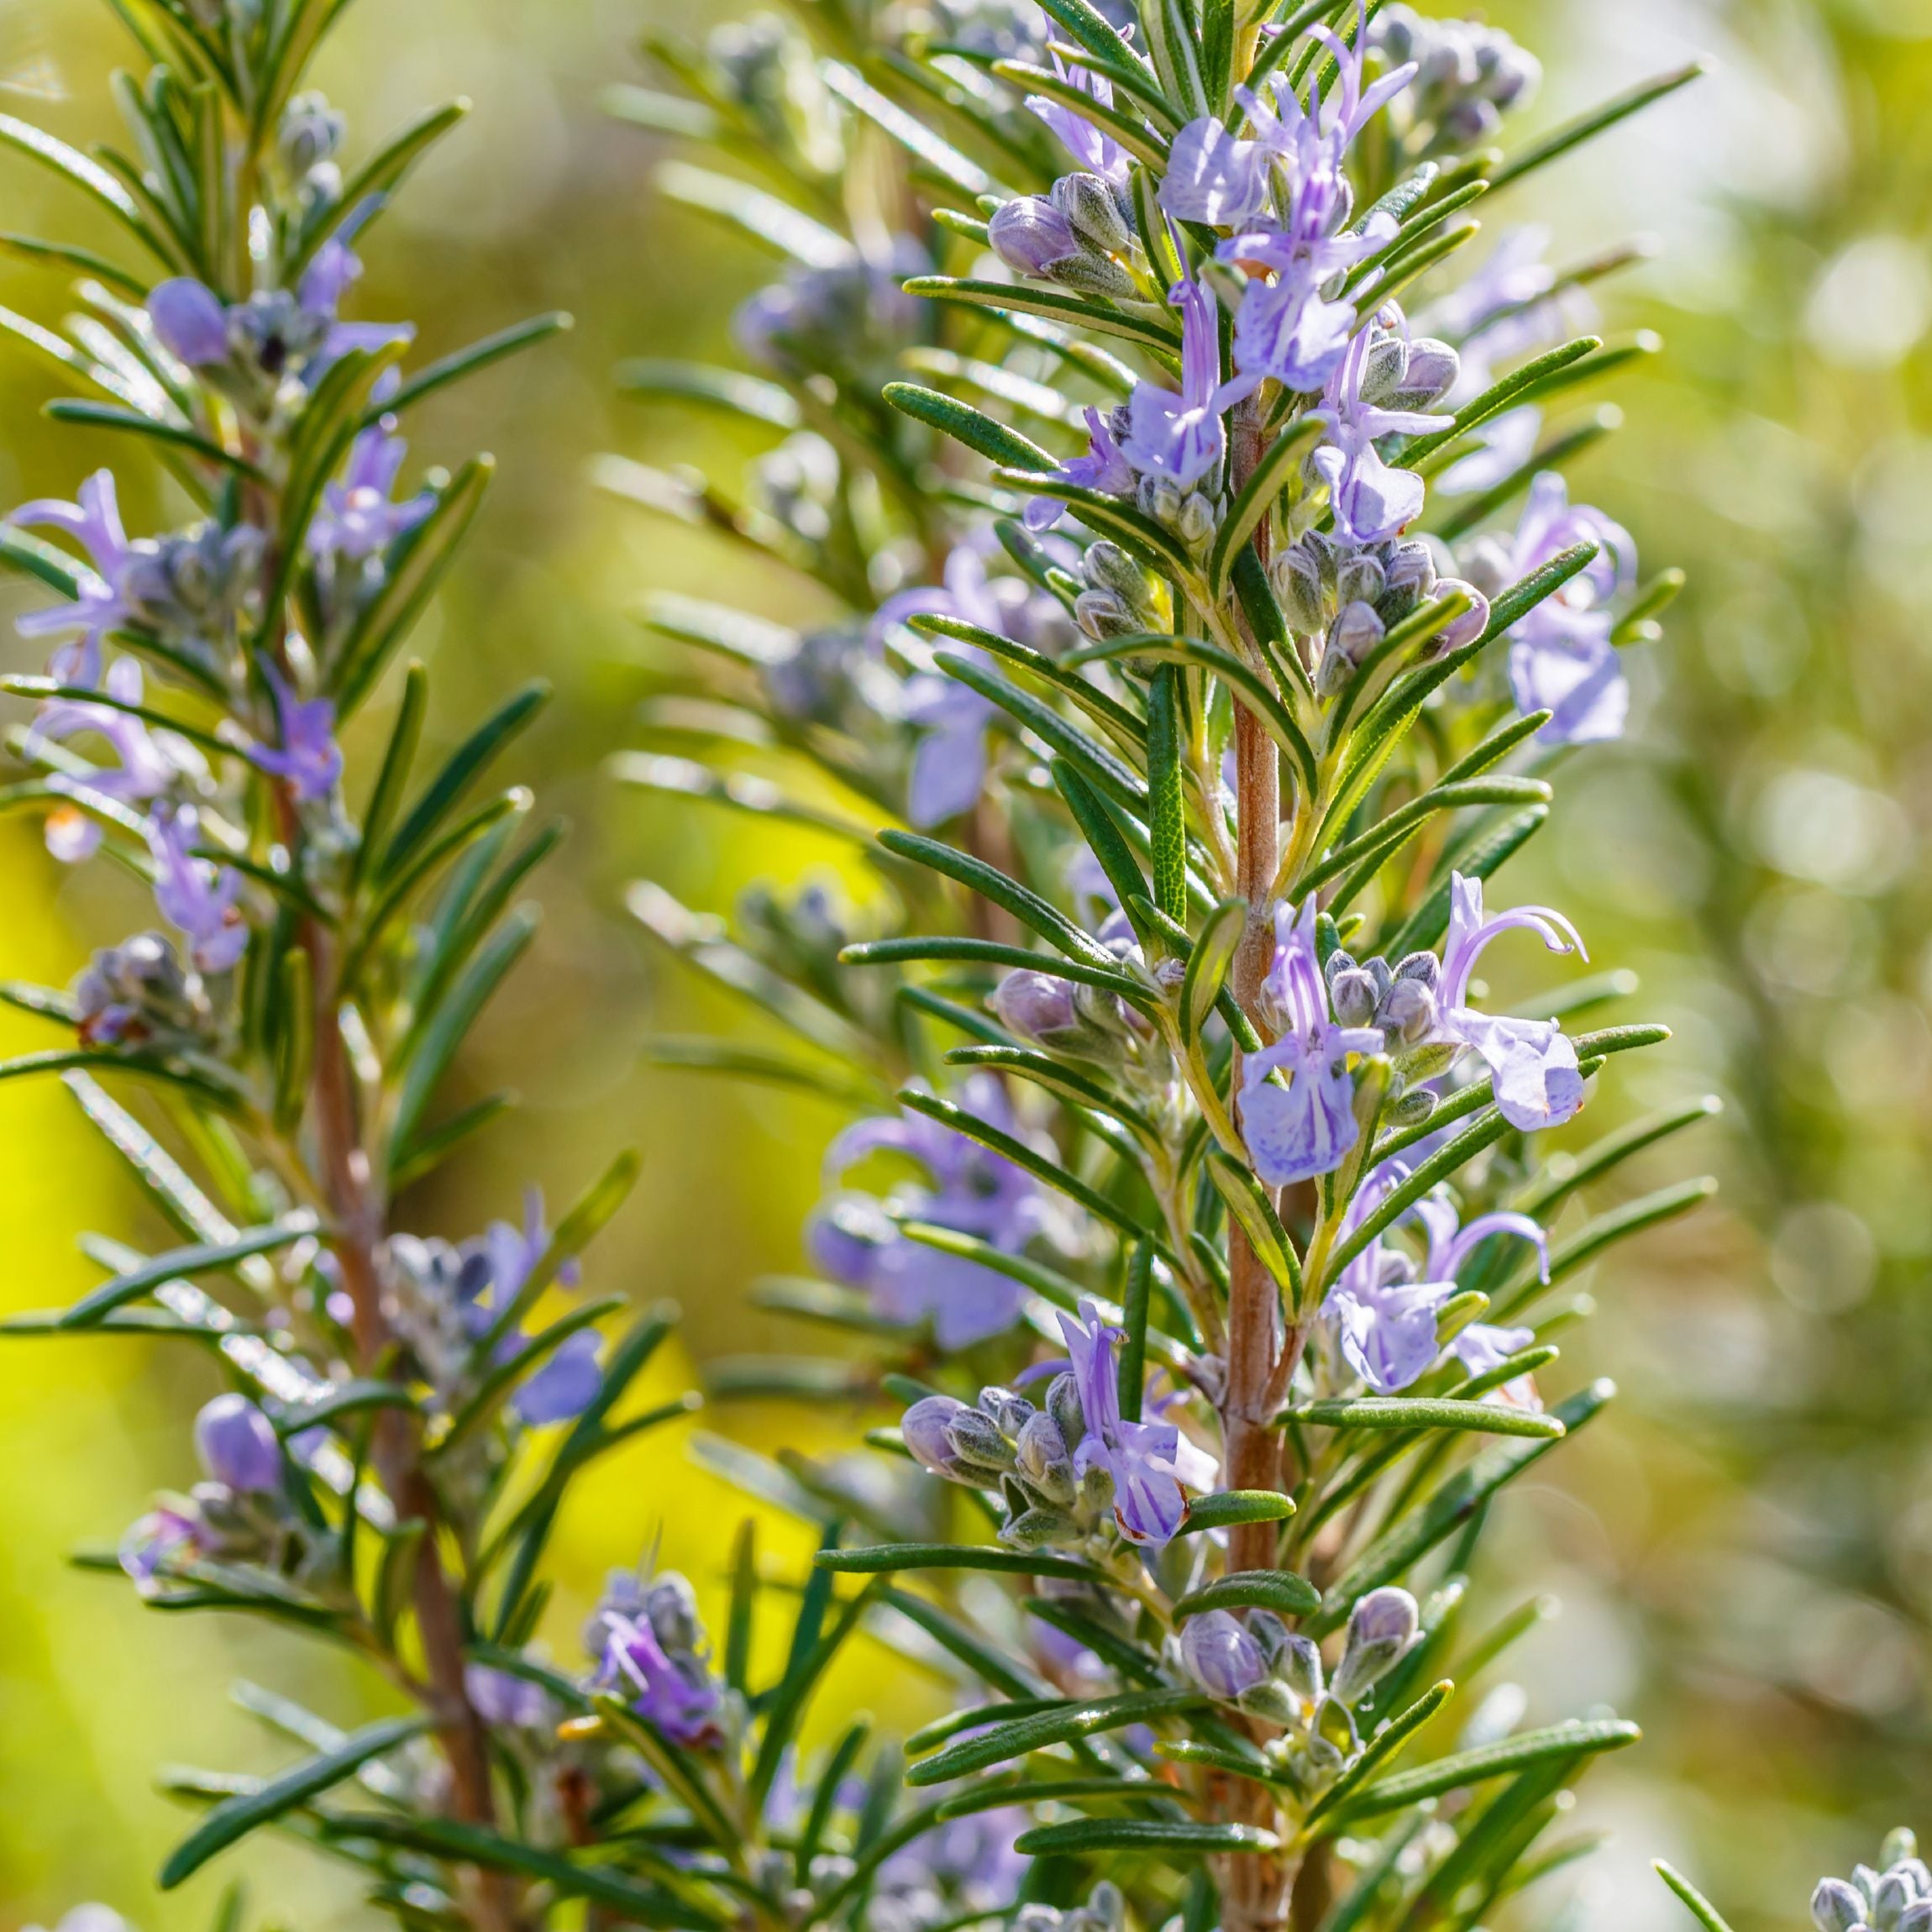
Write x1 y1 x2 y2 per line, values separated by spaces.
1241 899 1383 1186
1310 327 1452 545
1433 871 1587 1131
1025 404 1136 532
149 277 230 366
1120 273 1229 487
5 470 144 687
27 657 177 863
307 421 434 564
512 1331 604 1426
119 1504 201 1588
1025 51 1127 186
147 804 248 974
194 1394 283 1494
1436 402 1540 496
871 543 1067 827
1181 1609 1269 1699
878 1808 1031 1918
452 1189 596 1425
1058 1298 1216 1546
466 1662 557 1729
734 238 926 381
298 234 415 365
246 664 343 801
810 1073 1043 1347
597 1608 722 1747
1467 470 1636 743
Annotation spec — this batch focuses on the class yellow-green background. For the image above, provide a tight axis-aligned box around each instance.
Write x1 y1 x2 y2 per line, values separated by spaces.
0 0 1925 1925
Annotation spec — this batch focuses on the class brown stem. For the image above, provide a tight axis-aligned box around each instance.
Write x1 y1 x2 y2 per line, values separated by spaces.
307 932 522 1932
1213 395 1295 1932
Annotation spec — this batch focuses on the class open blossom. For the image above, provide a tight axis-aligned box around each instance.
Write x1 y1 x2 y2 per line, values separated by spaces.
1025 50 1127 186
465 1189 599 1425
246 664 343 802
809 1073 1045 1347
1410 1191 1549 1404
591 1576 723 1747
1463 470 1635 743
146 804 248 974
27 657 178 862
1120 273 1229 487
869 543 1068 827
1310 324 1452 545
307 418 434 564
1058 1299 1216 1545
1024 404 1135 533
1434 871 1588 1131
1241 899 1383 1186
5 470 144 687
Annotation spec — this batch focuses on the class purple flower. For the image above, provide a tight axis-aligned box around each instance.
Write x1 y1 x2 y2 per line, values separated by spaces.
1162 115 1273 228
512 1331 604 1425
990 195 1081 278
878 1809 1030 1914
1181 1609 1269 1699
1478 471 1636 743
149 277 230 366
1433 871 1588 1131
457 1189 597 1425
1326 1168 1452 1392
871 544 1066 827
810 1073 1043 1347
119 1504 201 1589
27 657 178 862
5 470 144 686
1120 273 1229 488
146 804 248 974
1410 1191 1548 1403
902 1394 974 1478
193 1394 283 1493
1331 1584 1420 1701
307 421 434 564
1058 1299 1216 1546
1241 899 1383 1186
1025 405 1137 533
1025 52 1128 186
246 664 343 801
298 235 416 365
597 1609 722 1747
1310 327 1452 545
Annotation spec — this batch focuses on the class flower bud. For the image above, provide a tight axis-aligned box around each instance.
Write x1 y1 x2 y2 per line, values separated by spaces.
1052 171 1131 255
1084 540 1156 615
948 1403 1019 1474
1053 253 1140 301
1394 950 1440 989
1330 968 1380 1029
1235 1679 1302 1724
1180 1610 1268 1700
644 1573 704 1654
150 277 230 368
279 91 347 176
1877 1874 1924 1932
1378 975 1437 1046
1003 1504 1069 1547
1015 1410 1076 1504
1898 1905 1932 1932
980 1386 1036 1436
1278 1631 1325 1705
1889 1836 1927 1875
1433 579 1491 652
901 1394 972 1478
992 969 1080 1042
1815 1882 1870 1932
1336 551 1387 609
194 1394 283 1494
1047 1370 1088 1449
1074 1881 1126 1932
1137 475 1184 527
1332 600 1386 664
1395 338 1459 407
1177 492 1216 547
1074 588 1139 642
1331 1586 1420 1704
990 196 1080 279
1273 543 1327 635
1386 1085 1439 1127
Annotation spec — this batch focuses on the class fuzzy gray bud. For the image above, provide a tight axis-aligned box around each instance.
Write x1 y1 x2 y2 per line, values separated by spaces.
1047 1370 1087 1449
1176 491 1216 547
1814 1882 1869 1932
1074 588 1138 642
1084 540 1156 616
1014 1410 1077 1504
1378 975 1437 1046
1336 551 1387 608
1331 1586 1420 1704
948 1404 1018 1473
1274 543 1328 635
1330 968 1380 1029
1053 253 1140 300
1053 171 1131 255
1386 1085 1439 1127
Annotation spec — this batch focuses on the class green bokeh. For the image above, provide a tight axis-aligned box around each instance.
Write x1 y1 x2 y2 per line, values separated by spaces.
0 0 1925 1926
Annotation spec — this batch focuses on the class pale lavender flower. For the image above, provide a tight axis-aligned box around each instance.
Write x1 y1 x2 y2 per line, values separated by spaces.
809 1073 1043 1347
146 804 248 974
1241 899 1383 1186
1433 870 1588 1131
1310 326 1452 545
1025 51 1128 186
5 470 143 686
27 657 177 862
118 1504 201 1589
1410 1191 1548 1404
149 276 229 365
1120 273 1229 487
298 234 416 365
246 664 343 802
878 1809 1031 1920
1436 403 1540 496
1025 404 1136 532
1161 114 1273 228
1058 1298 1216 1546
193 1394 283 1494
1326 1164 1453 1392
1331 1584 1420 1701
460 1189 596 1425
1181 1609 1269 1699
871 544 1064 826
597 1608 722 1746
307 420 433 563
902 1394 975 1478
1471 471 1635 743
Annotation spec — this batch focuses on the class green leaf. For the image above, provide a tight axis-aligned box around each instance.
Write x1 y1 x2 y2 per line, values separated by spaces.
1206 415 1324 599
642 1037 884 1108
41 401 268 482
1177 1490 1296 1536
1379 802 1550 957
1308 1379 1614 1634
907 1688 1207 1787
992 60 1171 169
945 1047 1159 1143
0 231 146 297
1180 899 1245 1053
373 311 572 423
1297 777 1551 897
59 1218 318 1329
288 100 470 278
750 1575 885 1807
1285 1397 1565 1440
616 357 801 428
1117 1242 1153 1425
0 112 161 259
1041 43 1180 134
1206 1150 1304 1310
1301 1680 1455 1833
1016 1819 1278 1856
1324 1108 1513 1285
1339 1717 1640 1819
1053 764 1152 941
878 829 1111 964
1146 664 1188 921
912 615 1146 749
1515 1096 1720 1220
1032 0 1152 93
908 276 1180 356
816 1542 1109 1583
1173 1569 1320 1621
1402 339 1602 470
1656 1861 1740 1932
883 381 1056 471
159 1715 432 1888
1488 62 1704 190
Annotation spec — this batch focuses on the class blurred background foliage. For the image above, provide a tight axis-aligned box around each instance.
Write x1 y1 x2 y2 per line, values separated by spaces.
0 0 1924 1926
